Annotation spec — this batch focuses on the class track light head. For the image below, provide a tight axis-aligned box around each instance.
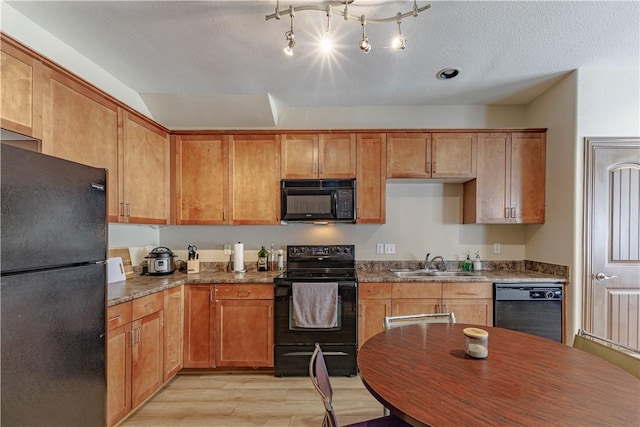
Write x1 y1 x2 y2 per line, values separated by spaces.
283 31 295 56
392 34 406 49
359 15 371 53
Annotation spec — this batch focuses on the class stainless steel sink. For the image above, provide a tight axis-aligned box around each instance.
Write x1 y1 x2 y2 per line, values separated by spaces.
390 269 480 278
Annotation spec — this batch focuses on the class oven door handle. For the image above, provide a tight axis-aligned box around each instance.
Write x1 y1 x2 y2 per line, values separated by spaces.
282 351 350 357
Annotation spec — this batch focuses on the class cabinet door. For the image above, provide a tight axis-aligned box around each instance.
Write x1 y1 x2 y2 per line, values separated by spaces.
358 298 391 348
464 133 510 223
106 322 131 427
131 310 164 408
510 132 546 223
41 68 120 221
356 133 386 224
163 287 183 381
0 38 43 138
386 133 431 178
215 299 274 367
318 133 356 178
431 133 477 178
281 133 318 178
174 134 229 224
443 298 493 326
122 112 170 224
229 134 280 224
183 285 215 368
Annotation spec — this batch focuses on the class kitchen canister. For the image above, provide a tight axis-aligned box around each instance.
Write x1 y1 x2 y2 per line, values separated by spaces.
463 327 489 359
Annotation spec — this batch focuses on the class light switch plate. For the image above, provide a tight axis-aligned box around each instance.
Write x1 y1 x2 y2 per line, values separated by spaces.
376 243 384 254
493 243 501 254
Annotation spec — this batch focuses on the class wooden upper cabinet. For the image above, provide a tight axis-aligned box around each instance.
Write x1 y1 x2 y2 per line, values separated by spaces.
173 134 229 224
431 133 476 178
229 134 281 224
280 133 318 178
318 133 356 178
121 112 170 224
280 133 355 179
387 132 476 179
356 133 387 224
510 132 546 223
40 67 120 221
464 132 545 224
0 37 43 139
387 133 431 178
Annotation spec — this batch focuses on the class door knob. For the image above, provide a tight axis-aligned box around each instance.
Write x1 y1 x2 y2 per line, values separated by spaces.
595 272 618 281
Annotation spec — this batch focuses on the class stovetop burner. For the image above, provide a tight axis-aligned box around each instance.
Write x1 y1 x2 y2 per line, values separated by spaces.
275 245 357 283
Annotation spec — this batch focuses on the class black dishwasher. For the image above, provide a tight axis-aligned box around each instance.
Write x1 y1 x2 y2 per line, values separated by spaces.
494 283 563 342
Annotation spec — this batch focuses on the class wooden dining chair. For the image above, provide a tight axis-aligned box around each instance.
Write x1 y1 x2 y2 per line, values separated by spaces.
572 329 640 379
383 312 456 330
309 343 411 427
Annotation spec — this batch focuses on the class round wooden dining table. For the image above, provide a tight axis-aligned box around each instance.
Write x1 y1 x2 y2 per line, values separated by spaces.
357 323 640 426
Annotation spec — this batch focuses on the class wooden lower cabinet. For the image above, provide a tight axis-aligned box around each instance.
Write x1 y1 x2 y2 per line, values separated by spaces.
358 283 392 348
358 282 493 347
183 284 274 369
106 292 165 427
106 302 133 427
163 286 183 381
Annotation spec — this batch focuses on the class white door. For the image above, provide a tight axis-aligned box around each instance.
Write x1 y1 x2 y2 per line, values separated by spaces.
585 138 640 348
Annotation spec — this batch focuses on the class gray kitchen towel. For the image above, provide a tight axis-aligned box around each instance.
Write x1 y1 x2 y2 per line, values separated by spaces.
292 282 338 328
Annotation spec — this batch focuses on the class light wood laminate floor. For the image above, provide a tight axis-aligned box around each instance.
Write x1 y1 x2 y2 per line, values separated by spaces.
121 373 384 426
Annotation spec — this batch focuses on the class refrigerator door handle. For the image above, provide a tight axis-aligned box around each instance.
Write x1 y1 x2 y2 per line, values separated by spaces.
90 183 105 192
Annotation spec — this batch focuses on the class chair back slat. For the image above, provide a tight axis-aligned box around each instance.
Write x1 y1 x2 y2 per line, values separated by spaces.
384 312 456 330
573 330 640 379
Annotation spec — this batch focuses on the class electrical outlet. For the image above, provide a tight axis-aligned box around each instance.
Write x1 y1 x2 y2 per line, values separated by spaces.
376 243 384 255
223 244 232 255
493 243 501 254
384 243 396 254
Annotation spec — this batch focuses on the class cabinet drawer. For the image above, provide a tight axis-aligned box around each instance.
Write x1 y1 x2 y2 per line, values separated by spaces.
215 284 274 300
392 282 442 299
107 302 132 331
132 292 164 320
359 283 392 299
442 282 492 299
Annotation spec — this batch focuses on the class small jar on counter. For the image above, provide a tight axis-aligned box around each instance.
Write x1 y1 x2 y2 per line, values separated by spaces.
464 327 489 359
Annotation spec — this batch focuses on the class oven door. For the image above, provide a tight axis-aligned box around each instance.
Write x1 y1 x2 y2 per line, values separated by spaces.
274 282 357 345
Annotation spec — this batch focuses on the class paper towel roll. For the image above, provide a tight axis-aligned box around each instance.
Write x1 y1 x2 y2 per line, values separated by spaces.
233 243 244 272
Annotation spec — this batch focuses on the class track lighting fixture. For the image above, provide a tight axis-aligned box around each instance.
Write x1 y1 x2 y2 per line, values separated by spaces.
391 13 406 50
283 10 295 56
359 16 371 53
266 1 430 56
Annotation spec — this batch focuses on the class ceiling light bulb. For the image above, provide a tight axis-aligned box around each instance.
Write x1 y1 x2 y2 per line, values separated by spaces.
359 37 371 53
392 34 406 49
283 30 295 56
321 32 332 52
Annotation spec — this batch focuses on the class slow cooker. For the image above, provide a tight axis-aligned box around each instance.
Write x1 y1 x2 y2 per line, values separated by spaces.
145 246 176 275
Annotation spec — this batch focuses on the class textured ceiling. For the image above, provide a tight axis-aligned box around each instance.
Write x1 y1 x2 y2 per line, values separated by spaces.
5 0 639 128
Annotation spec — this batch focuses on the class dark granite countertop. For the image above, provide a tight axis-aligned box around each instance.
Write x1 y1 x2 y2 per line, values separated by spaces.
108 268 566 306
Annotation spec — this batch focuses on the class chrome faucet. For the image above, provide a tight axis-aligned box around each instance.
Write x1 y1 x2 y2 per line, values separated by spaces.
423 253 431 270
428 255 447 271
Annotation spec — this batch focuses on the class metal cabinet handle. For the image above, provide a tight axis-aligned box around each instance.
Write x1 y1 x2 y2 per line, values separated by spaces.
128 330 134 347
595 272 618 281
432 161 436 174
135 327 141 344
504 208 510 218
511 207 516 218
210 289 215 303
120 202 125 217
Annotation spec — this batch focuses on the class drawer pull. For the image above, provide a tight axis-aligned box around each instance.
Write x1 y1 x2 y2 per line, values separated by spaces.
237 290 251 297
108 314 121 322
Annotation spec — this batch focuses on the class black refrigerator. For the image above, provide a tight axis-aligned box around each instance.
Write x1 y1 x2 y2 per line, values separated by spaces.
1 144 107 426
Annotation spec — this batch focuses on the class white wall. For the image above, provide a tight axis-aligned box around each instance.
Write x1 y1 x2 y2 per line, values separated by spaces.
525 66 640 341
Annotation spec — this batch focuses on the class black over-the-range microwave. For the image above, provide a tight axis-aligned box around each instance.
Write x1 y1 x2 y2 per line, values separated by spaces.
280 179 356 223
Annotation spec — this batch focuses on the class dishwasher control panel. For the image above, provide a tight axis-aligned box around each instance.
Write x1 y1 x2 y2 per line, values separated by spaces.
495 283 563 301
